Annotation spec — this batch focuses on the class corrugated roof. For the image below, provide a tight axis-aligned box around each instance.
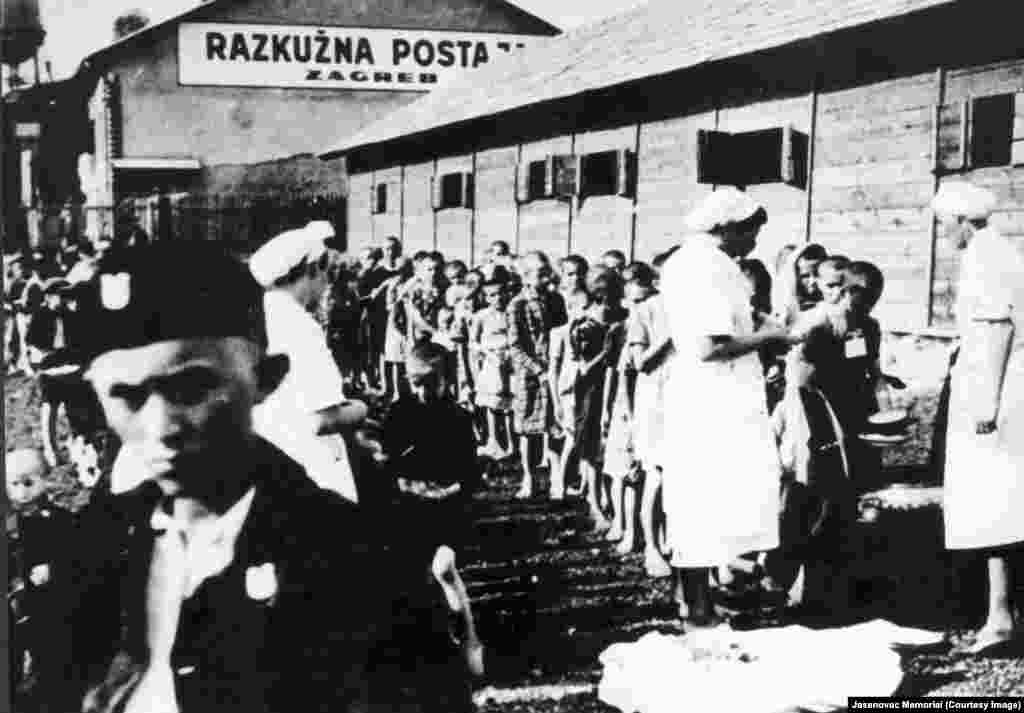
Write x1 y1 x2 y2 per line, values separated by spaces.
320 0 959 158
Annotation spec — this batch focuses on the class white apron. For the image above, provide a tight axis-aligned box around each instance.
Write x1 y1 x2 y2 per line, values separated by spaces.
659 237 780 567
944 227 1024 550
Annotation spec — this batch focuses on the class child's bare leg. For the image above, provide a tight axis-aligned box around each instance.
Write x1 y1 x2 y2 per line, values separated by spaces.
40 401 59 467
642 466 671 576
381 357 393 397
547 434 565 500
606 474 625 541
482 409 501 455
550 434 574 501
499 412 515 457
583 460 610 531
615 482 638 555
516 435 534 499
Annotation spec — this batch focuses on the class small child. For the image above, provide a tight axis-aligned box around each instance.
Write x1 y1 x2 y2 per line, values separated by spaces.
603 264 651 555
445 260 468 287
601 249 627 275
626 261 674 577
437 284 475 406
382 257 415 402
559 254 591 318
406 252 448 345
328 267 365 394
815 256 851 309
7 448 74 708
381 341 482 562
26 278 73 466
471 268 515 460
740 258 784 412
508 251 565 499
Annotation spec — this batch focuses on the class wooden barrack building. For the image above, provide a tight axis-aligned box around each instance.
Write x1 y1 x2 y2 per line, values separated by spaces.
322 0 1024 332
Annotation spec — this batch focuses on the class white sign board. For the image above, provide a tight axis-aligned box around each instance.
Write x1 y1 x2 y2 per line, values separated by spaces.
178 23 538 91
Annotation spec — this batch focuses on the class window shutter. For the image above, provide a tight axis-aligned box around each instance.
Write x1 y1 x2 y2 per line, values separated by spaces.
371 183 378 214
461 172 474 209
552 154 578 198
515 161 529 203
431 174 443 211
780 126 795 184
697 129 734 185
615 149 636 197
936 100 968 173
970 94 1014 168
543 156 555 197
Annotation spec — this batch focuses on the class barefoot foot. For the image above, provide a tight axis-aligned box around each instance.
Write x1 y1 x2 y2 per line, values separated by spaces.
614 536 636 556
644 549 672 578
966 628 1016 655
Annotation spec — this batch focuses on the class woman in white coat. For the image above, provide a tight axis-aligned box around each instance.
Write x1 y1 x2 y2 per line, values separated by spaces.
933 181 1024 653
659 188 801 627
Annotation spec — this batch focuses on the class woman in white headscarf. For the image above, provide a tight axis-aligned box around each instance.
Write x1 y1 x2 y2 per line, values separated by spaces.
933 181 1024 653
659 188 801 627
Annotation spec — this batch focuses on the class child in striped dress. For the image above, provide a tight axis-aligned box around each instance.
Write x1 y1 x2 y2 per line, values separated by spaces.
507 251 566 499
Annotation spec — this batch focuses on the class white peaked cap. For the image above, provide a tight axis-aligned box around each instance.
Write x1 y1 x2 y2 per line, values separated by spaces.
685 187 764 233
931 181 997 220
304 220 336 242
249 226 328 288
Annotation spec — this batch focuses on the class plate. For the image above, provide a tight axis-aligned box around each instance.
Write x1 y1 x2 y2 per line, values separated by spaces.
868 409 909 426
859 432 911 446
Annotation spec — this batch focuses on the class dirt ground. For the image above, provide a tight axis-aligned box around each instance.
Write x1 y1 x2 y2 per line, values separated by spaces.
7 373 1024 711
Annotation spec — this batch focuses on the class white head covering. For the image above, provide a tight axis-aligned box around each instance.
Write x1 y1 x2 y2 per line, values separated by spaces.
685 187 764 233
248 226 329 288
931 182 997 220
304 220 336 242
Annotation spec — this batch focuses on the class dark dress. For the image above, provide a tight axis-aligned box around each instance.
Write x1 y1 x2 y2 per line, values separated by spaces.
9 499 77 709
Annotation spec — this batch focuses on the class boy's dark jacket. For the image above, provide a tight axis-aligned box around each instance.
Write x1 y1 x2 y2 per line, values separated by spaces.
70 436 410 713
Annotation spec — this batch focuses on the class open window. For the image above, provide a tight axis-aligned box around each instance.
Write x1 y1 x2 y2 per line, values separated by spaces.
697 126 808 188
938 92 1024 172
432 171 474 210
516 156 562 203
516 149 634 203
580 149 635 198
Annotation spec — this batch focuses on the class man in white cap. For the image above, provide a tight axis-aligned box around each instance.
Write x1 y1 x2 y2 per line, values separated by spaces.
932 181 1024 654
249 221 368 502
658 187 801 628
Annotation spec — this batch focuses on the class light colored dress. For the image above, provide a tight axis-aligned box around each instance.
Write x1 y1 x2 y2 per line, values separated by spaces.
629 294 671 468
659 236 781 568
471 306 513 411
944 226 1024 550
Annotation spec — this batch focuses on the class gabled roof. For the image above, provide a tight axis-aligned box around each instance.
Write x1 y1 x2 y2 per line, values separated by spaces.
320 0 959 159
78 0 560 73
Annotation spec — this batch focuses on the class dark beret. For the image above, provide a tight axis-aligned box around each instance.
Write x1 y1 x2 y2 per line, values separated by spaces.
83 242 267 361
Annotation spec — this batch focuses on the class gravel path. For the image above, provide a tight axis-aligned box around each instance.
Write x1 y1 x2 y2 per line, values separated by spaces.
7 374 1024 711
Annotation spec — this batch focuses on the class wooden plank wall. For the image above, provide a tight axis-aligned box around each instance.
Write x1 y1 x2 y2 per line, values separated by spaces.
345 57 1024 332
572 126 636 264
933 59 1024 327
810 71 938 330
435 154 474 264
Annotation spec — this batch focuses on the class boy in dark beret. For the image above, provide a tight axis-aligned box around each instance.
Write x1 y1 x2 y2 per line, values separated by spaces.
69 242 393 713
